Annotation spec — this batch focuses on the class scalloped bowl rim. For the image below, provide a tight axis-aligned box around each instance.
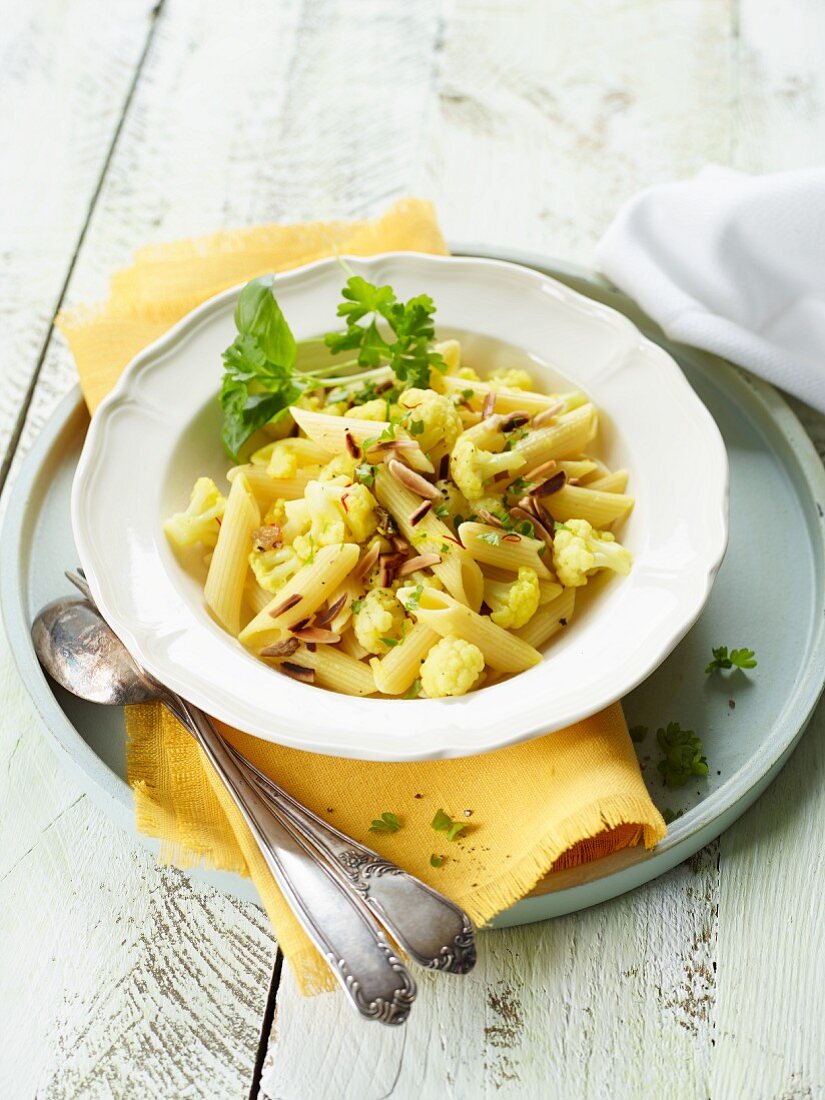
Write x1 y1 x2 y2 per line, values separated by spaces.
71 252 729 760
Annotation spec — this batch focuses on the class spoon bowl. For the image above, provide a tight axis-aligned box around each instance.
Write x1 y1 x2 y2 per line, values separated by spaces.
31 597 157 707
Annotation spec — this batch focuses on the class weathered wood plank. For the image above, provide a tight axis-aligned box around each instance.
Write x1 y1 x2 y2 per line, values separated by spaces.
0 0 158 480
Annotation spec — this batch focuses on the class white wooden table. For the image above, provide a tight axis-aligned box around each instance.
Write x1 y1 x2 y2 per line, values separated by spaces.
2 3 824 1097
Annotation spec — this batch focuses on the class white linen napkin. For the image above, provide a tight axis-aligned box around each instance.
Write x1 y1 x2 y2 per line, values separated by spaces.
596 166 825 413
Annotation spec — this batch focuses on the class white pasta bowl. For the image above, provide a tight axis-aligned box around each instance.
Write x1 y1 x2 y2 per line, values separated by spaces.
72 253 728 761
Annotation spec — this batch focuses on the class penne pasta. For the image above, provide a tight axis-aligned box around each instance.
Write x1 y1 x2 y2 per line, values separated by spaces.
458 521 554 580
555 459 598 482
505 404 596 481
545 484 634 527
338 626 370 661
586 469 629 494
244 576 274 617
227 464 312 504
265 644 376 696
399 586 542 673
514 587 575 649
374 467 484 611
290 406 391 449
239 542 360 647
205 474 260 635
370 621 440 695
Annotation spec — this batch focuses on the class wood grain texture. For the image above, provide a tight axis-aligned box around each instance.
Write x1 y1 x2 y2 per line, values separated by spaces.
1 1 824 1098
0 0 158 479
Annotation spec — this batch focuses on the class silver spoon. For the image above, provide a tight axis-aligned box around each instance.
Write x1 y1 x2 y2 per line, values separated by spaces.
33 596 416 1025
61 572 475 975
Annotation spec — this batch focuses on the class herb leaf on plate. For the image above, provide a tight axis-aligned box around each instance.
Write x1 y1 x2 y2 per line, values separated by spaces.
656 721 709 788
705 645 757 674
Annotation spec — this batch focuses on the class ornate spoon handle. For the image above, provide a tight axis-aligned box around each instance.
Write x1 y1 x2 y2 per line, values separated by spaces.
226 747 476 974
176 699 416 1025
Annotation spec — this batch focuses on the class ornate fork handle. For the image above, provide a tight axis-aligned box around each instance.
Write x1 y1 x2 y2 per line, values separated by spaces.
226 748 476 974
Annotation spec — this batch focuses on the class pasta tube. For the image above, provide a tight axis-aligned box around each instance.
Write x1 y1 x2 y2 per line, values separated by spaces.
227 464 312 504
291 407 391 449
374 467 484 611
398 587 542 673
459 521 554 579
507 404 596 477
239 542 360 647
586 469 629 494
370 622 440 695
205 474 260 635
545 484 634 527
267 644 376 696
514 587 575 649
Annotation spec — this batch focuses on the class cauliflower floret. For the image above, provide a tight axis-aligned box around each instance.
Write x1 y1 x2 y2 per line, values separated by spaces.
450 436 525 502
340 482 379 542
293 392 324 413
420 637 485 698
322 401 347 417
319 454 358 481
489 368 534 391
249 545 302 593
432 479 470 524
552 518 632 588
164 477 226 549
348 398 394 422
473 494 509 522
291 480 347 559
353 587 407 654
483 567 540 629
399 388 464 453
264 499 288 527
267 448 301 479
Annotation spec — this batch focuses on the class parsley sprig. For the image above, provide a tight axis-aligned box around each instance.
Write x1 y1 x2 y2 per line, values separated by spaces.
369 812 402 834
705 645 757 674
656 722 708 788
219 273 446 459
431 808 468 842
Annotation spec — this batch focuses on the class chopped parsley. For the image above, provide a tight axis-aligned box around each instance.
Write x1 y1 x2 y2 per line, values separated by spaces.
705 645 757 674
479 531 502 546
429 854 445 868
404 584 424 610
434 502 450 518
554 522 573 533
369 812 402 834
409 418 425 436
662 808 684 825
431 808 468 842
404 678 422 699
350 598 364 614
355 462 376 487
656 722 708 788
461 388 475 400
381 636 401 648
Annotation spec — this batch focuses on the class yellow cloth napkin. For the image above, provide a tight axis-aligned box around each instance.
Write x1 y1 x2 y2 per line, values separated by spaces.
57 198 666 995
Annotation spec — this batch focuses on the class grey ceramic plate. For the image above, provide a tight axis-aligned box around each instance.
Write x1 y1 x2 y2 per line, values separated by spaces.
3 252 824 927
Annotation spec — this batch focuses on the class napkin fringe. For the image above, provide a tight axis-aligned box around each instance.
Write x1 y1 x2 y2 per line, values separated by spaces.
457 792 664 927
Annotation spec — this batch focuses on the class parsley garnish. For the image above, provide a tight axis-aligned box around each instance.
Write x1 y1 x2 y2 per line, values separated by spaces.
461 388 475 400
629 725 648 743
662 808 684 825
403 584 424 610
324 275 446 388
554 522 572 533
656 722 708 788
350 598 364 614
381 636 401 648
369 812 402 834
409 418 425 436
431 808 468 842
430 854 445 868
479 531 502 546
434 502 450 518
220 274 446 459
440 542 450 553
404 678 422 699
355 462 376 487
705 645 757 674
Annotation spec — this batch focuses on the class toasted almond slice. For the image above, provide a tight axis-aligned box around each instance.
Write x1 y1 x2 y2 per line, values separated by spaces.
476 508 504 528
397 553 442 577
500 411 530 431
353 541 381 582
523 458 557 482
260 637 300 658
315 593 348 627
531 401 565 429
293 626 342 644
280 662 315 684
268 592 302 618
534 470 567 497
387 458 440 500
482 391 497 418
344 430 360 458
509 506 554 553
409 500 433 526
252 524 282 552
